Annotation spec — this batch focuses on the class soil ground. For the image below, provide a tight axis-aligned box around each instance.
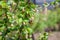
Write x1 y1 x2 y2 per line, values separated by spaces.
48 32 60 40
34 32 60 40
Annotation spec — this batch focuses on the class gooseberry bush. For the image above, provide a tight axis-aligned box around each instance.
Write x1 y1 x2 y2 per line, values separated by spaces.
0 0 36 40
0 0 60 40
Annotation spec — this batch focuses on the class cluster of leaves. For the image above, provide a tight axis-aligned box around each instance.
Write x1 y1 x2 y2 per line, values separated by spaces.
38 32 48 40
0 0 36 40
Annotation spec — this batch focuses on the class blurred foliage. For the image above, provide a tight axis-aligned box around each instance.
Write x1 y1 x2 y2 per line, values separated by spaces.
56 0 60 2
31 10 58 32
0 0 60 40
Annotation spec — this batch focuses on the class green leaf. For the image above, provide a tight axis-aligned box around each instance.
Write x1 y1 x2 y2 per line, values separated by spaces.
27 27 33 34
18 18 23 23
